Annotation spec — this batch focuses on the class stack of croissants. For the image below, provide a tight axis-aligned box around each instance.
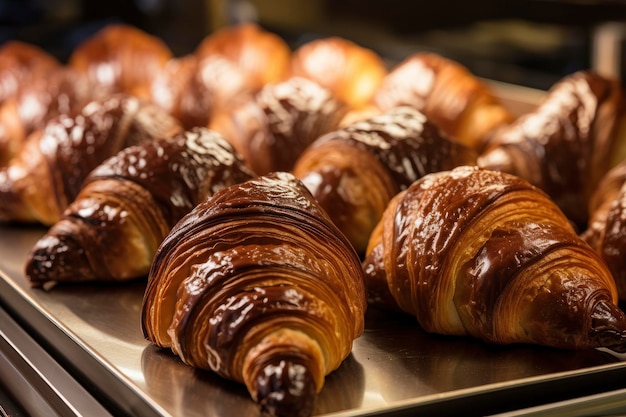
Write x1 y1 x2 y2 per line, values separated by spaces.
2 22 626 417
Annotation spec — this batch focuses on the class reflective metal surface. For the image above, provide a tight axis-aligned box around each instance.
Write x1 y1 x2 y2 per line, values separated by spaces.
2 223 626 417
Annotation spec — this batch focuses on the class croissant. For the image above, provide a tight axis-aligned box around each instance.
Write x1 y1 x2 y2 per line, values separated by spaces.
374 52 514 152
68 24 172 100
290 36 387 109
0 67 92 166
363 165 626 352
292 106 477 254
0 40 60 105
194 23 291 93
150 53 250 129
582 159 626 299
141 171 366 417
24 127 254 287
209 77 347 176
478 70 626 227
0 94 181 225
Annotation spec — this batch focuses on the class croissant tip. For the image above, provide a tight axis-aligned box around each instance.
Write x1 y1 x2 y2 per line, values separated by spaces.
24 231 93 286
253 359 317 417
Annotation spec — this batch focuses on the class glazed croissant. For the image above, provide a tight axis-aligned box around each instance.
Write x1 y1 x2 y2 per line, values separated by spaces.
290 36 387 109
0 40 60 105
0 94 181 225
0 67 92 166
150 53 250 130
194 23 291 93
209 76 347 176
363 165 626 352
24 127 254 287
142 171 366 417
292 106 477 254
582 159 626 300
374 52 514 152
478 70 626 227
68 24 172 100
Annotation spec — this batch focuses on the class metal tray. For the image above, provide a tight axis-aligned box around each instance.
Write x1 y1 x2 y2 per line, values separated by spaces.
2 223 626 417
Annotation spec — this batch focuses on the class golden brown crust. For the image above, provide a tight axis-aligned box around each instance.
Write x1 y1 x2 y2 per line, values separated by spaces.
290 36 387 109
374 52 513 152
69 24 172 99
195 23 291 93
478 70 626 227
141 172 366 417
363 165 626 351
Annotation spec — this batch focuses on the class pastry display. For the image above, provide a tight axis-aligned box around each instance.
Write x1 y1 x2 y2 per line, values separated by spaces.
142 172 366 417
293 106 477 254
209 76 347 175
4 20 626 417
0 94 181 225
374 51 514 152
478 70 626 228
290 36 387 108
363 165 626 351
24 127 254 286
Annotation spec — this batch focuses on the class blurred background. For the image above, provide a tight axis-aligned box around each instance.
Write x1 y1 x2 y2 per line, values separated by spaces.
0 0 624 90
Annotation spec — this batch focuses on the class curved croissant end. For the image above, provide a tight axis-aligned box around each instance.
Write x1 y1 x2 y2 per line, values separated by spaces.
142 172 366 417
24 127 254 286
364 165 626 352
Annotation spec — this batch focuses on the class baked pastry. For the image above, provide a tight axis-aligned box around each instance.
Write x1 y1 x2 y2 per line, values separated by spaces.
150 53 250 129
69 24 172 99
582 159 626 299
363 165 626 352
209 77 347 175
142 171 366 417
0 94 181 225
24 127 254 286
374 52 514 152
292 106 477 254
195 23 291 93
290 36 387 108
0 67 92 166
0 40 60 105
478 70 626 227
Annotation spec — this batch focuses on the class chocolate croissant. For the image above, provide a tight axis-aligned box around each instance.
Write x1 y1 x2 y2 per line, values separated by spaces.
0 67 92 166
150 53 250 129
582 159 626 299
478 70 626 227
142 171 366 417
363 165 626 352
24 127 254 287
292 106 477 254
69 24 172 100
0 94 181 225
290 36 387 109
209 77 347 176
374 52 514 152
